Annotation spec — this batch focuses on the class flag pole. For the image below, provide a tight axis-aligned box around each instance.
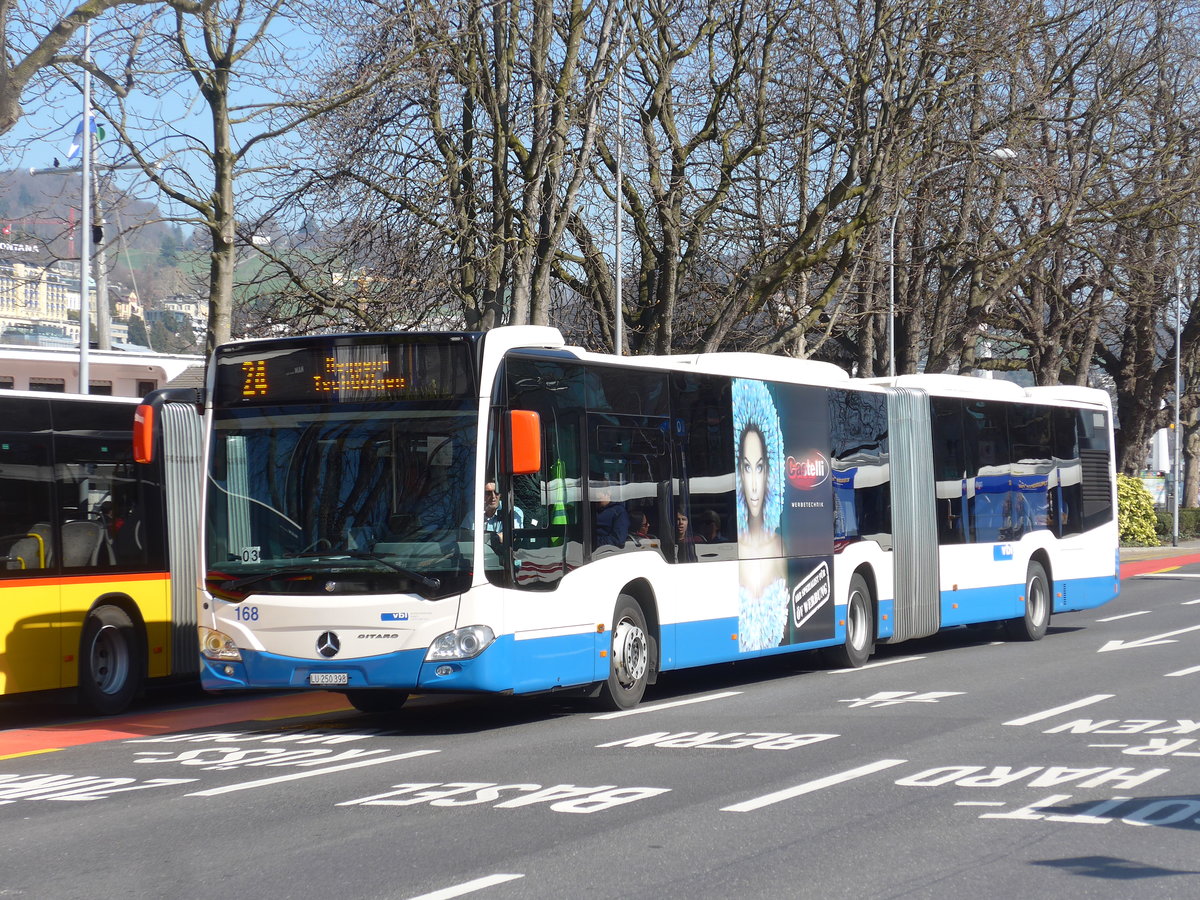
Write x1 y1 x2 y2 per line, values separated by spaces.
78 23 92 393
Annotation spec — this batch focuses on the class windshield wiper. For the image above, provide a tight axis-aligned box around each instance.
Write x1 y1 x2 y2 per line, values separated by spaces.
215 554 440 594
214 570 281 594
336 551 442 590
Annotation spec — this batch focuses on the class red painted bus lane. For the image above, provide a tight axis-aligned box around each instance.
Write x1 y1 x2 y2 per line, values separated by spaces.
0 692 353 759
1121 552 1200 579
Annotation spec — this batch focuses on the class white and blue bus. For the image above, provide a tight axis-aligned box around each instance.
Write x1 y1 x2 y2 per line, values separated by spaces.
191 327 1118 711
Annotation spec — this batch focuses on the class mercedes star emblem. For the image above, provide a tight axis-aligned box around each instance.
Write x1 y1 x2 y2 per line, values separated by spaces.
316 631 340 658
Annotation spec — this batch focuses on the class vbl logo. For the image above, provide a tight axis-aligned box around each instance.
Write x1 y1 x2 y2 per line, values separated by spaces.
786 450 830 490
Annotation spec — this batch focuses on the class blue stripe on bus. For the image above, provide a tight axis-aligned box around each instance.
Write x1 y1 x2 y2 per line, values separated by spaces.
200 574 1112 696
200 645 428 691
199 633 599 695
1054 572 1121 612
939 572 1118 627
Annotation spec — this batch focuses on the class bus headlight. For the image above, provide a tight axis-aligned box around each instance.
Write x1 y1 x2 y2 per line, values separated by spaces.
426 625 495 662
199 626 242 661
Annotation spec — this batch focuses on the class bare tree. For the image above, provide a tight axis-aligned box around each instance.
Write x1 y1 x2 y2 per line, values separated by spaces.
80 0 424 353
0 0 204 135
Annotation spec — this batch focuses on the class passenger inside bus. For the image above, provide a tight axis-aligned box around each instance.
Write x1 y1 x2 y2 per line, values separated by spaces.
629 511 655 543
592 484 628 549
674 512 700 562
693 509 728 544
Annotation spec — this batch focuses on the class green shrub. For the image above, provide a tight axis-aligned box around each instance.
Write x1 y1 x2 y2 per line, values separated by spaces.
1155 506 1200 539
1118 474 1159 546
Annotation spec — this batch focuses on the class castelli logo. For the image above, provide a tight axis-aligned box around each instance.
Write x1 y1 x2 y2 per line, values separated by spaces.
787 451 830 490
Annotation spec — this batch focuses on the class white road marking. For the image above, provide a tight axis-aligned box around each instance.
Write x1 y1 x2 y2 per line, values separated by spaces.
1098 623 1200 653
1184 599 1200 605
1005 694 1114 726
1165 665 1200 677
405 874 525 900
186 749 439 797
826 656 926 674
1096 611 1150 622
840 690 963 708
721 759 906 813
1137 573 1200 578
591 691 742 719
955 801 1007 807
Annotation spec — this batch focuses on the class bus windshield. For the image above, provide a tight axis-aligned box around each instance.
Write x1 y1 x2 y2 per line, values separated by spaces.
205 402 477 599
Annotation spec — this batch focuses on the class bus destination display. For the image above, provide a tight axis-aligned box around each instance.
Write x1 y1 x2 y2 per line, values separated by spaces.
214 339 474 404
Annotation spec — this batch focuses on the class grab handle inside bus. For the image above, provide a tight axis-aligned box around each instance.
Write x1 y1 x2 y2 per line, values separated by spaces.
508 410 542 475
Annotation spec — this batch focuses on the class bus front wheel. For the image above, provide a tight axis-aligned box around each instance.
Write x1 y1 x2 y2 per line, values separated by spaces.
79 604 143 715
825 573 875 669
596 596 650 711
1006 561 1050 641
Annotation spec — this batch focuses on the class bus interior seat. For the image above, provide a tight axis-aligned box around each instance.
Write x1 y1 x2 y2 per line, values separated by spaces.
2 523 53 569
62 520 111 567
3 534 39 569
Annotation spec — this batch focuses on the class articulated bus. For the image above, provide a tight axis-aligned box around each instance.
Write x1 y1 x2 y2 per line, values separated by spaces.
192 327 1118 712
0 390 202 714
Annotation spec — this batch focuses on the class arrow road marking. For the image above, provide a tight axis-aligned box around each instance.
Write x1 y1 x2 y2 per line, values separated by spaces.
1098 623 1200 653
839 690 963 709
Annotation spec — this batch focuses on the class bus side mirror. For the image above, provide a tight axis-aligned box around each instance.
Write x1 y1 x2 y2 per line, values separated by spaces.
508 410 542 475
133 404 154 464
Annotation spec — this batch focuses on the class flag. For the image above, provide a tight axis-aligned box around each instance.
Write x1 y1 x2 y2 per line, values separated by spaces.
66 113 105 160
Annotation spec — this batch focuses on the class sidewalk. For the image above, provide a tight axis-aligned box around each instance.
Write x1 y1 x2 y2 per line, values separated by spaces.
1119 539 1200 578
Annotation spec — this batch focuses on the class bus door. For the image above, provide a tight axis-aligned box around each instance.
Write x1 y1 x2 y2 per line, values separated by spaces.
495 355 593 692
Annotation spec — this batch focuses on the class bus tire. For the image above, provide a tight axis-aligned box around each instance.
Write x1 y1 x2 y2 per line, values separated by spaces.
343 690 409 714
79 604 143 716
596 596 650 711
825 573 874 668
1006 560 1050 641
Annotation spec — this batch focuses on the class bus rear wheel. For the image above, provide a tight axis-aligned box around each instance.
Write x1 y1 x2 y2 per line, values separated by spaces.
343 690 409 714
596 596 650 711
1006 560 1050 641
824 573 874 669
79 604 143 716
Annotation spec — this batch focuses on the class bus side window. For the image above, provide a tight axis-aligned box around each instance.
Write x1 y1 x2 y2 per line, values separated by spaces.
669 373 736 564
0 399 54 574
964 400 1011 544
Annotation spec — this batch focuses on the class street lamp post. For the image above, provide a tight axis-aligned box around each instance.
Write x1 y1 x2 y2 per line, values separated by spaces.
79 23 93 392
1174 259 1186 547
887 147 1016 378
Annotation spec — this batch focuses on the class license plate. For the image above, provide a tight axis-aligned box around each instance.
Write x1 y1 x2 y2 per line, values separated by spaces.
309 672 349 686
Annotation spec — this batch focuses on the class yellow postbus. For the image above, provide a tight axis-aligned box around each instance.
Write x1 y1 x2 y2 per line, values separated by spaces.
0 390 201 714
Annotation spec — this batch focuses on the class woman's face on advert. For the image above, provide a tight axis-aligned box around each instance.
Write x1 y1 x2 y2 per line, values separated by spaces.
740 428 767 521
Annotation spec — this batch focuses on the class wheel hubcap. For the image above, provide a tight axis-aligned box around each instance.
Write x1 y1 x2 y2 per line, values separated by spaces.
1029 577 1047 623
848 592 868 649
612 618 648 688
89 624 129 695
